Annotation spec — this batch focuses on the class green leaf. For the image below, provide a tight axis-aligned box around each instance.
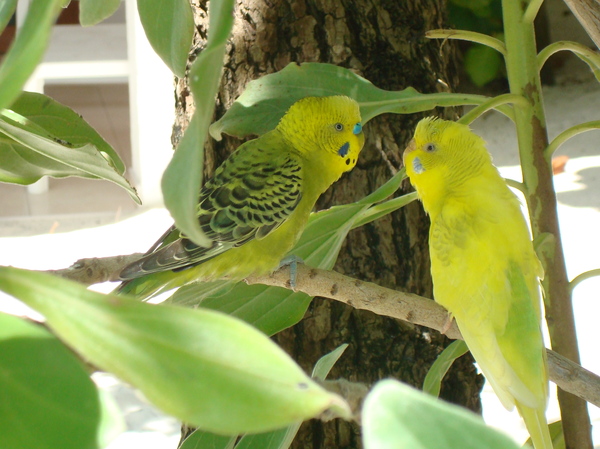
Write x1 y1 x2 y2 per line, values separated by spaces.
79 0 121 26
232 345 349 449
0 98 140 204
10 91 126 172
0 0 17 33
312 343 348 380
161 0 235 247
0 0 63 110
464 44 504 87
209 62 495 140
423 340 469 397
180 431 236 449
0 312 121 449
171 281 313 337
0 267 350 435
136 0 194 77
362 379 521 449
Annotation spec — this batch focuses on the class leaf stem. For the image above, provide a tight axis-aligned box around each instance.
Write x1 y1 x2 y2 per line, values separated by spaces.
523 0 544 23
569 269 600 293
537 41 600 79
544 121 600 159
457 93 525 125
426 29 507 56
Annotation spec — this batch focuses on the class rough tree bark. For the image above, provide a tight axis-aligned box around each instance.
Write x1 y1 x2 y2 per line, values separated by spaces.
174 0 483 447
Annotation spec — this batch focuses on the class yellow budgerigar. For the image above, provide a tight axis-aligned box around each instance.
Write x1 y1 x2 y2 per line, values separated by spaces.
118 95 364 299
404 117 551 449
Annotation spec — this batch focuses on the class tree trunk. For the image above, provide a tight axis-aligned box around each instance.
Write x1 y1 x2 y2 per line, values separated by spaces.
175 0 484 446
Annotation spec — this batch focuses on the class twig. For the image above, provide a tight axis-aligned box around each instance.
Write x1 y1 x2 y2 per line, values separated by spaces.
46 253 144 285
49 254 600 408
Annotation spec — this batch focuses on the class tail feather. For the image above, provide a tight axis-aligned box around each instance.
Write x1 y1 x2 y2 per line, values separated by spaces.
115 271 180 300
516 402 553 449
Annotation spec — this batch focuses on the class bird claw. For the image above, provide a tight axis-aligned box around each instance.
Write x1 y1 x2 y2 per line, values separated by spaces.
278 255 304 290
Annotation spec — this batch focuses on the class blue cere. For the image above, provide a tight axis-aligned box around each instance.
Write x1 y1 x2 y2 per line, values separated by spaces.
338 142 350 157
413 157 425 174
353 123 362 135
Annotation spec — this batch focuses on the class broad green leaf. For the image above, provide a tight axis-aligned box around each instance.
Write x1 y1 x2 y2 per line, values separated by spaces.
232 345 349 449
0 266 350 435
0 0 17 33
136 0 194 77
180 431 236 449
162 0 235 247
170 170 413 337
10 91 126 172
79 0 121 26
423 340 469 397
362 379 521 449
171 281 313 337
209 62 494 140
0 312 122 449
0 0 64 110
464 43 504 86
0 105 140 204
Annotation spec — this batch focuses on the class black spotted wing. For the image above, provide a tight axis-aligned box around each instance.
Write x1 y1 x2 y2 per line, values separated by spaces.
120 139 303 279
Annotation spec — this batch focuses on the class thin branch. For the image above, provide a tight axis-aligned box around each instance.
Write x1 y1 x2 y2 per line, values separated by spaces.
46 253 144 285
49 254 600 408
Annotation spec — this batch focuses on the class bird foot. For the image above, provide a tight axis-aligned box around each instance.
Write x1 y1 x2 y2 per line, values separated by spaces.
278 255 304 290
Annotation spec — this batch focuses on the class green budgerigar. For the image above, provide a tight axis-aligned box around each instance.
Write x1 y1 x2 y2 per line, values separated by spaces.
118 96 364 299
404 117 552 449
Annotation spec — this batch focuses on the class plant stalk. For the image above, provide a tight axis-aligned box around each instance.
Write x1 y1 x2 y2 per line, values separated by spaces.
501 0 593 447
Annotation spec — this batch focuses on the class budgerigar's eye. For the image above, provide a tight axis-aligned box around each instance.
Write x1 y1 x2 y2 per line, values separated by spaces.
334 123 344 131
425 143 437 152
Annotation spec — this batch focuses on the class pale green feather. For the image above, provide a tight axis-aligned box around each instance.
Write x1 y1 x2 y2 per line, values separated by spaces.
118 96 364 299
404 117 551 449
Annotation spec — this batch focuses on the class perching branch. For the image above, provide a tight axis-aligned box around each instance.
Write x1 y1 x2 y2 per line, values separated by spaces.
50 254 600 409
47 253 144 285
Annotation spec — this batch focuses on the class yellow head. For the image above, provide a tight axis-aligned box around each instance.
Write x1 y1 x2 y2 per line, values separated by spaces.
278 96 365 174
403 117 493 213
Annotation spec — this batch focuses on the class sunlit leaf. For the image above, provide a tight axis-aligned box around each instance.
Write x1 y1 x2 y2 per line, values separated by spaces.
0 96 140 203
0 312 123 449
79 0 121 26
0 267 350 435
161 0 235 247
231 344 349 449
0 0 64 110
136 0 194 77
362 380 521 449
210 62 493 140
